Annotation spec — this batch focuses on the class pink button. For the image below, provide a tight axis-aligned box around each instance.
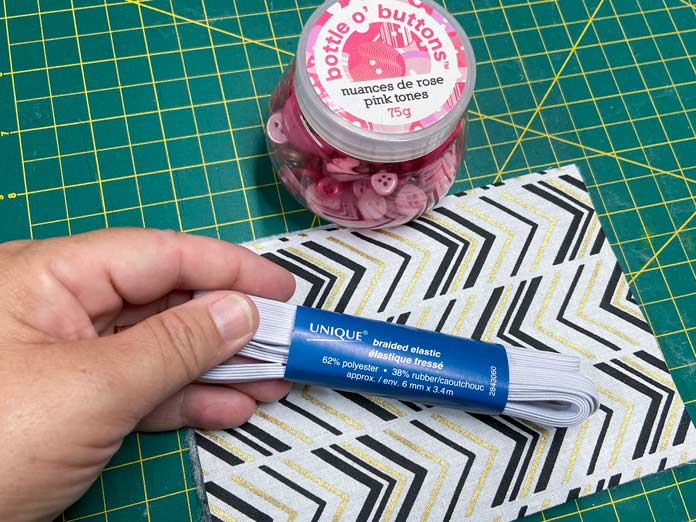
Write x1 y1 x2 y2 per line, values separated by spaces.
326 156 363 181
432 174 453 203
394 185 428 213
278 165 302 196
317 177 343 198
326 156 360 174
417 161 447 193
352 178 372 198
297 167 322 180
441 146 458 179
371 171 398 196
358 188 387 220
305 184 359 219
266 112 287 145
282 95 330 157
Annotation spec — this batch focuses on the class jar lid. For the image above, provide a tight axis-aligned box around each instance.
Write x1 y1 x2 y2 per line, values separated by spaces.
295 0 475 162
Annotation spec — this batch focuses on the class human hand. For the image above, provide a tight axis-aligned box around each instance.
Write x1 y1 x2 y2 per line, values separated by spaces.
0 229 295 522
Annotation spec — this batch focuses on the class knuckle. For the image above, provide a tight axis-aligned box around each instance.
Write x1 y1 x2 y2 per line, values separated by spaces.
146 310 209 382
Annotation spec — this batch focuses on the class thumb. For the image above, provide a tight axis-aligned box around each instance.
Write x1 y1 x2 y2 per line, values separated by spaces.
100 292 258 418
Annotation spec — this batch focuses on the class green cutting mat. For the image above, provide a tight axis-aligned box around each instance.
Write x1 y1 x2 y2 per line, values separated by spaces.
0 0 695 520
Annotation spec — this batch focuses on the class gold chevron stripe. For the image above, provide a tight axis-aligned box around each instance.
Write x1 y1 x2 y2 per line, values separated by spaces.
376 230 430 308
483 285 513 343
231 475 297 521
577 261 640 345
535 272 595 359
416 306 430 328
301 386 365 430
420 213 479 293
620 356 680 451
520 422 549 498
458 203 513 282
369 396 406 418
255 408 314 444
210 506 240 522
611 271 646 320
327 236 384 315
563 419 589 484
500 192 557 272
342 442 406 521
385 429 448 521
199 431 253 463
452 295 476 337
434 414 497 517
546 178 593 207
284 459 349 521
597 386 633 468
287 246 345 309
580 217 599 258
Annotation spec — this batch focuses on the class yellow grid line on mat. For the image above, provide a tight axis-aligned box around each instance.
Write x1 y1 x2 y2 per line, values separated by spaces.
1 1 695 521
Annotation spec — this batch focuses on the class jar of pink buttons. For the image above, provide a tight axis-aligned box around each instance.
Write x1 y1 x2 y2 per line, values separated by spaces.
266 0 476 228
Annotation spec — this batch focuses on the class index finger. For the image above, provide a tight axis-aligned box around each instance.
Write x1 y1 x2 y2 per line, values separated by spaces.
34 228 295 316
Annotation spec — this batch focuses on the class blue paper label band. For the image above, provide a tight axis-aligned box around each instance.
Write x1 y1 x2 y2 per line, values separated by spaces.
284 306 509 414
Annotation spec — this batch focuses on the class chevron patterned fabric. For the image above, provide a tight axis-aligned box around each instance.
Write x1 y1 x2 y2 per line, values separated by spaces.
194 165 696 521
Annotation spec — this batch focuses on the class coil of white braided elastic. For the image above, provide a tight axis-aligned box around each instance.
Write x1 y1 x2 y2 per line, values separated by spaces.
199 296 599 428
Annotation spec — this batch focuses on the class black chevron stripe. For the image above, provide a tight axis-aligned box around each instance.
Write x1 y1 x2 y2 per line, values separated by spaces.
608 473 622 488
538 179 595 261
595 362 660 459
674 410 693 445
435 298 457 332
260 465 326 522
471 415 529 506
279 397 342 435
313 447 381 522
480 195 538 277
304 241 365 312
472 286 504 340
332 444 395 522
335 391 398 421
206 481 272 522
587 405 613 475
506 276 558 353
357 435 426 522
262 252 324 306
659 458 667 472
614 359 675 455
225 428 272 457
560 173 587 191
506 418 542 501
277 249 336 308
600 264 651 333
352 232 411 314
196 433 244 466
591 226 606 255
523 184 583 265
497 280 528 348
407 219 469 299
635 350 669 372
567 487 581 501
557 264 621 351
434 207 495 290
409 420 475 522
534 428 567 493
238 422 291 453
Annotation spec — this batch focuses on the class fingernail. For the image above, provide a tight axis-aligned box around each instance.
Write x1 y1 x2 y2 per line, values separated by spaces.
210 294 255 341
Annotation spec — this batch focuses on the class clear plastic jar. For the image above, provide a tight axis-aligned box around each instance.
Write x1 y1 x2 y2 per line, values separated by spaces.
266 0 476 228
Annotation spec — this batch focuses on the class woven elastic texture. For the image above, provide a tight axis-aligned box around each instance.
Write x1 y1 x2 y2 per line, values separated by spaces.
200 296 599 427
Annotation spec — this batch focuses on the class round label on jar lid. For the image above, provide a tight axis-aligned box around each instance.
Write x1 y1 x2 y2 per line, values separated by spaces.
305 0 470 134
